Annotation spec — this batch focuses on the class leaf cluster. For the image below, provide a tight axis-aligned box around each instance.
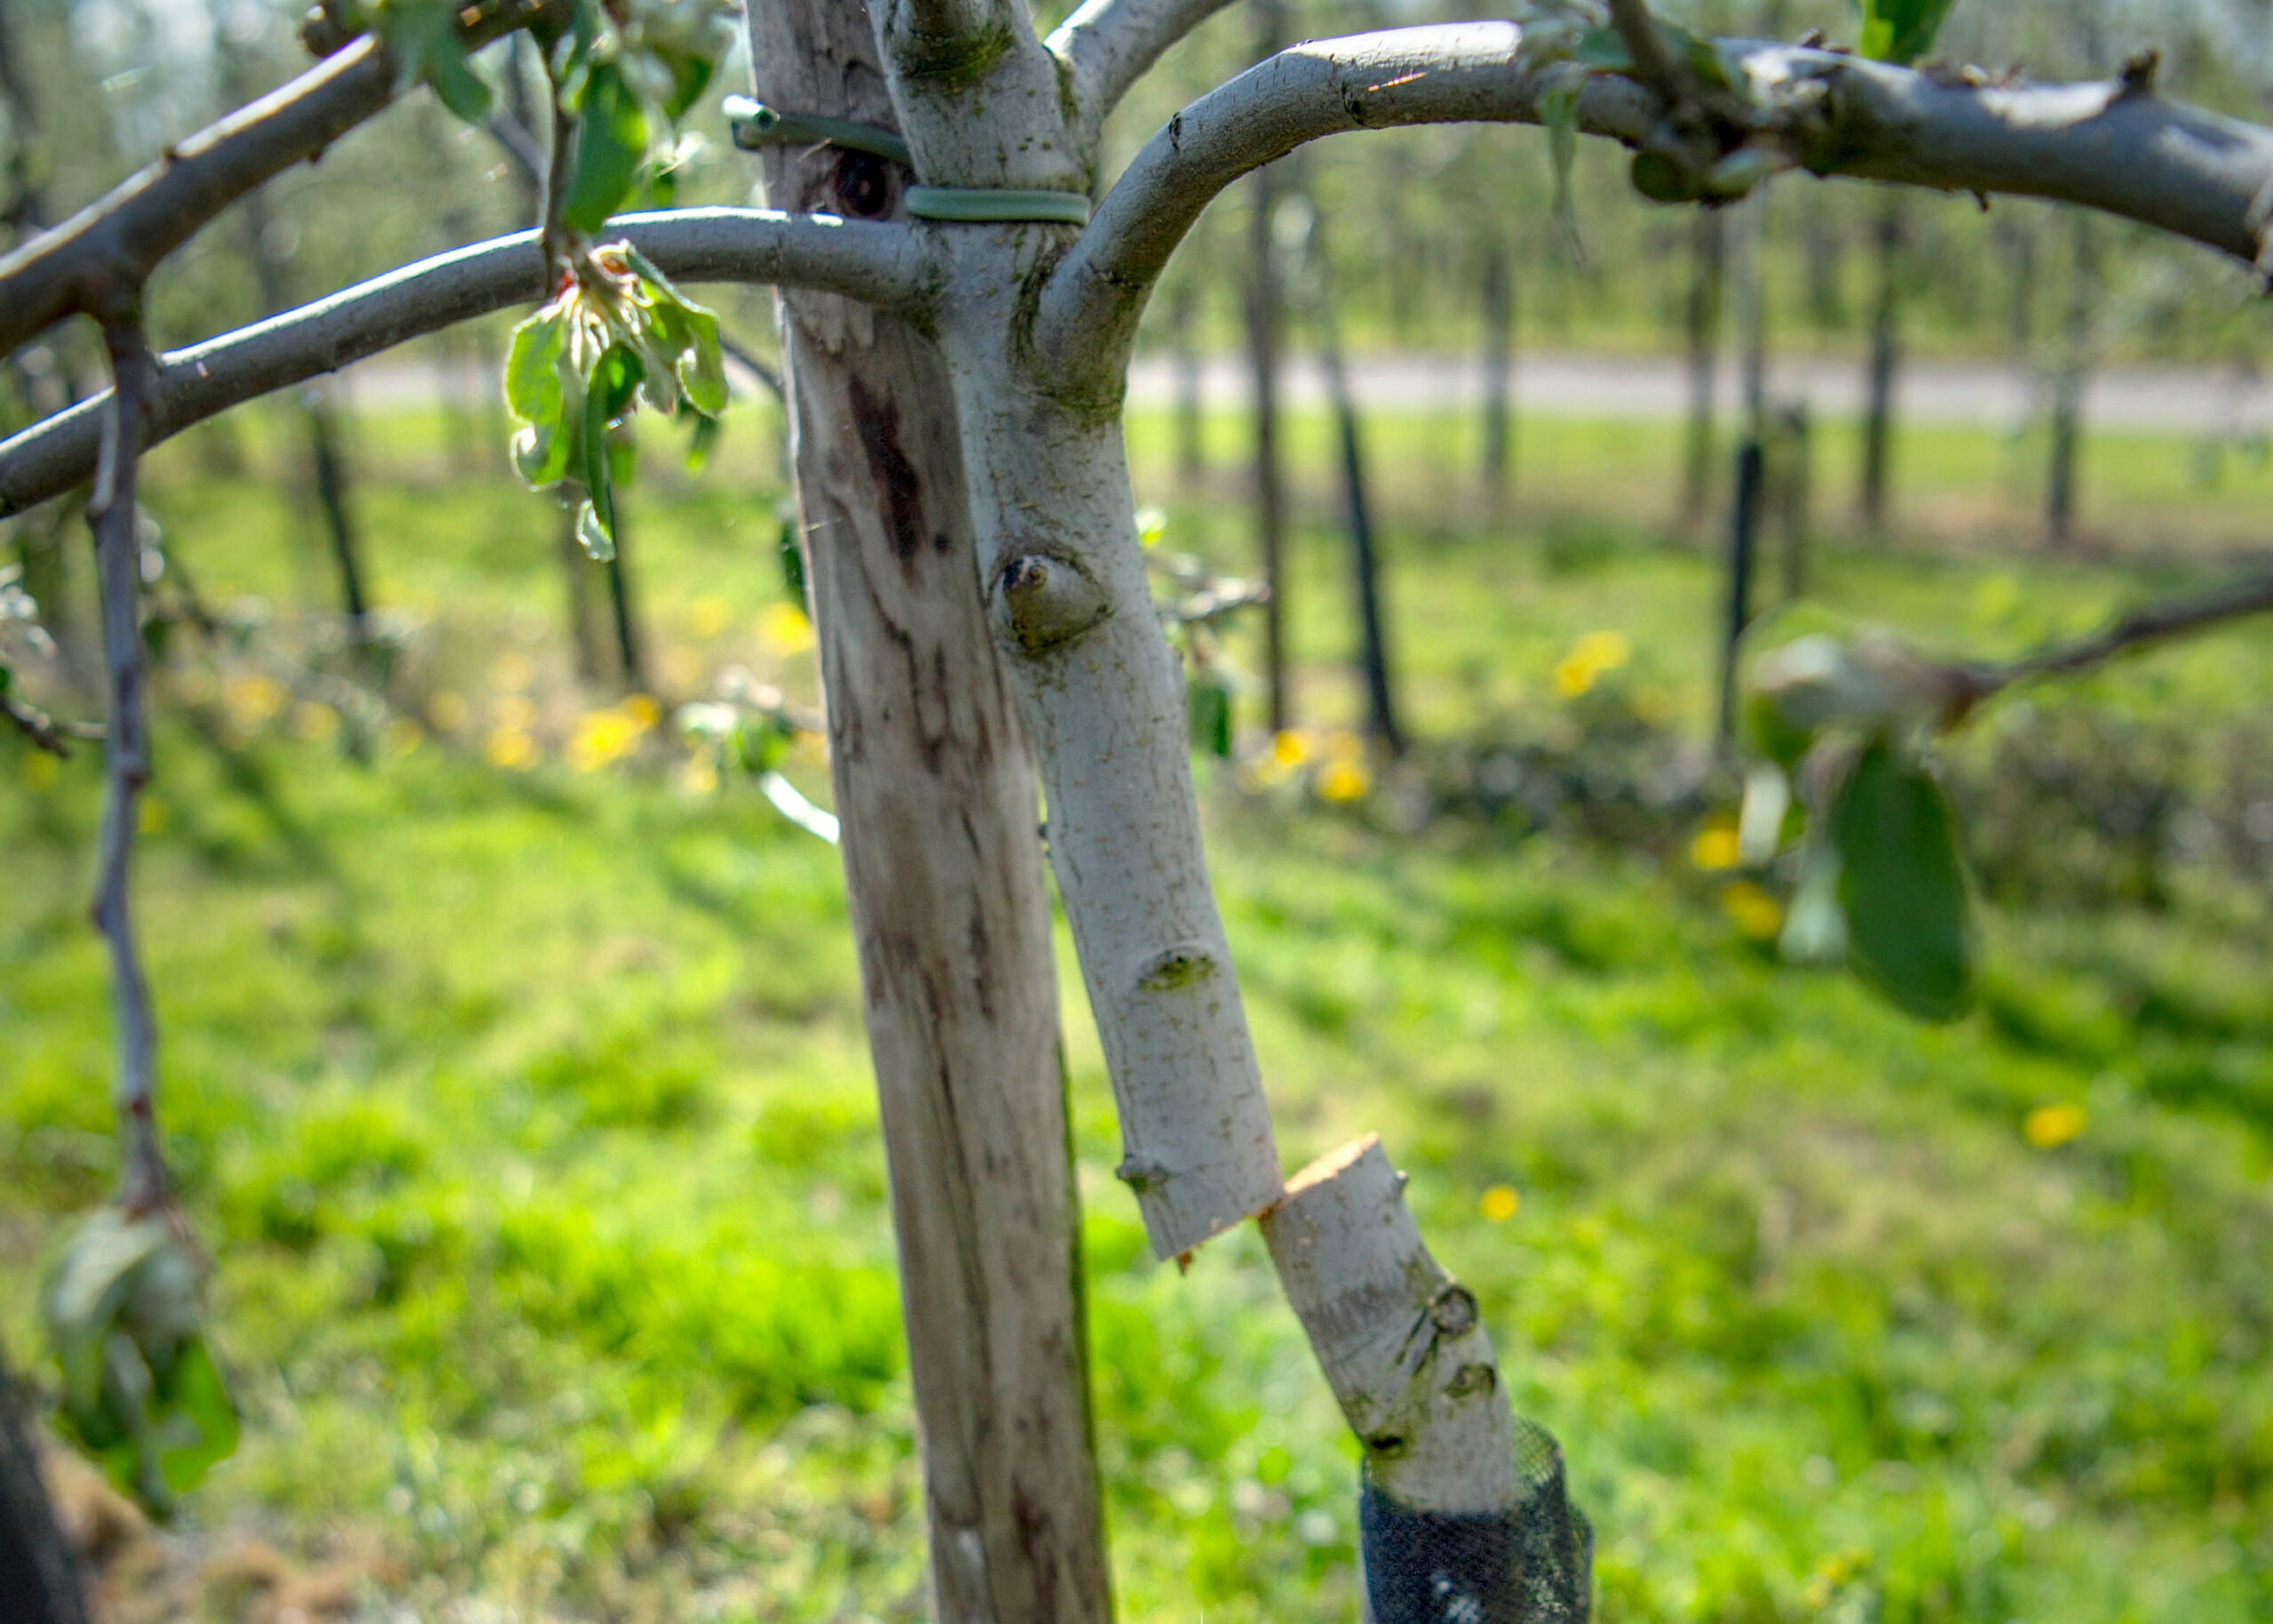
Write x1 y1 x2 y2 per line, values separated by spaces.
504 243 726 559
43 1210 237 1517
1743 623 1977 1023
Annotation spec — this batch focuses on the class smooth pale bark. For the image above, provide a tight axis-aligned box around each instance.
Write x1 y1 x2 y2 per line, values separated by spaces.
744 4 1112 1620
937 235 1285 1259
1261 1137 1515 1511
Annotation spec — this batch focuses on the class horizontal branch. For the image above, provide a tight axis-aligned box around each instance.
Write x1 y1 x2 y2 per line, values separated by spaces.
1045 0 1239 144
0 0 560 356
0 209 937 516
1034 21 2273 392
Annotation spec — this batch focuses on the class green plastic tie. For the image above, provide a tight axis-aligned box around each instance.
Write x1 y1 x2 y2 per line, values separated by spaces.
724 96 1090 226
905 186 1091 225
725 97 914 166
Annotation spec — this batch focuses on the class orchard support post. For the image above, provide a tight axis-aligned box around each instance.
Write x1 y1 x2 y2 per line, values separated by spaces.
740 3 1113 1620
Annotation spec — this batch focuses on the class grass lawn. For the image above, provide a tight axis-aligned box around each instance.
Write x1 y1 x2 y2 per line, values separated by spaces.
4 400 2271 1621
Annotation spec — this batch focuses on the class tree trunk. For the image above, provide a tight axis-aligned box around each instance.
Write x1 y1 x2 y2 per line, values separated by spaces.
242 181 376 651
1859 194 1901 534
0 1335 91 1624
1244 0 1290 736
1478 237 1514 509
1774 402 1810 603
1168 272 1206 494
1720 438 1763 741
1680 209 1723 534
741 4 1113 1620
1311 221 1402 756
303 384 373 652
1736 194 1769 448
2047 210 2093 547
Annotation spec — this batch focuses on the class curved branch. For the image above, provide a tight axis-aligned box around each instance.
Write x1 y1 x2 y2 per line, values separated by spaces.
0 209 937 516
0 0 561 356
1045 0 1240 145
1034 21 2273 392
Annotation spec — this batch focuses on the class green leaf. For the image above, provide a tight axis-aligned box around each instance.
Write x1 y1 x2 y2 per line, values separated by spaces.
421 32 493 121
677 306 727 417
735 717 791 774
1854 0 1956 66
561 63 651 235
1572 26 1631 69
503 308 567 427
778 512 805 603
683 409 722 472
1832 739 1975 1021
575 500 615 562
152 1336 237 1497
1187 673 1233 759
1538 65 1586 254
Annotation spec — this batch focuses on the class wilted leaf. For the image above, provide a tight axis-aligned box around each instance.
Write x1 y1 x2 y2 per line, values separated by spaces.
1832 739 1974 1020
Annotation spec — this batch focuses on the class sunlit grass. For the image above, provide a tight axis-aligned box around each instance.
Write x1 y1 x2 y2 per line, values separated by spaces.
4 420 2271 1620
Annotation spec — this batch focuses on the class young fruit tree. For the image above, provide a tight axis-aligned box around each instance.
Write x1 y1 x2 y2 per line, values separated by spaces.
8 0 2273 1615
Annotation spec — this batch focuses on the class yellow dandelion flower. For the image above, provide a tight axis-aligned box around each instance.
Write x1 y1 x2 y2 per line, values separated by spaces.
759 601 816 656
427 690 470 733
1318 759 1370 803
138 795 167 835
489 652 534 693
1691 823 1742 871
622 693 661 731
2023 1102 2087 1148
222 672 287 726
20 751 59 791
1552 653 1597 698
1480 1184 1520 1222
569 709 641 772
1271 731 1311 767
382 717 424 758
494 694 536 732
1720 880 1783 940
1572 630 1631 672
290 701 338 741
689 596 733 638
485 727 538 770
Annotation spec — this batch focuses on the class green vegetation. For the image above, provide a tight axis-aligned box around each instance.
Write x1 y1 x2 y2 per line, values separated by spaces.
4 409 2271 1620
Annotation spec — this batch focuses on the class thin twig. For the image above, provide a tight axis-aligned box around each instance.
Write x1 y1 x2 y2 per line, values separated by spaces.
540 93 580 285
0 0 565 355
1962 572 2273 703
88 319 164 1216
1 689 99 756
1604 0 1689 107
